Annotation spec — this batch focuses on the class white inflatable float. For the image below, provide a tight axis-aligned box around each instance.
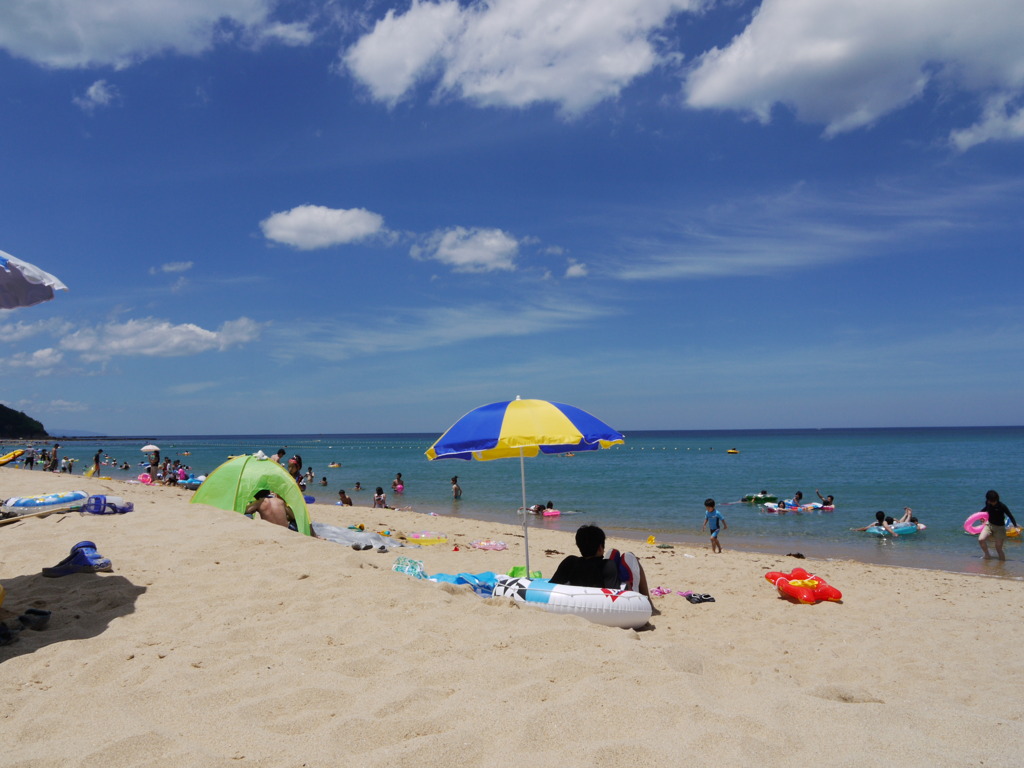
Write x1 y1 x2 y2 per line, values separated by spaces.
492 575 652 629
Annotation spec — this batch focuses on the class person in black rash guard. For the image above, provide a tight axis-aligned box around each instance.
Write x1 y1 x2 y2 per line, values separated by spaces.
979 489 1017 561
550 525 657 617
550 525 621 588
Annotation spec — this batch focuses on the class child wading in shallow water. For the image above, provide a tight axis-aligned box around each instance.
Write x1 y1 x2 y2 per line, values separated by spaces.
702 498 727 553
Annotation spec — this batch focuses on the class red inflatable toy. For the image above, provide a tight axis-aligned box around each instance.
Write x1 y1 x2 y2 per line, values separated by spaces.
764 567 842 604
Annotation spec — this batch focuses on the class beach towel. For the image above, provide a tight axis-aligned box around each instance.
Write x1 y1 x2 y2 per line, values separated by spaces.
311 522 403 550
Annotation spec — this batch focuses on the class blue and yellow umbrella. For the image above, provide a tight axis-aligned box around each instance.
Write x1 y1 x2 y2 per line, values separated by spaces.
426 397 624 572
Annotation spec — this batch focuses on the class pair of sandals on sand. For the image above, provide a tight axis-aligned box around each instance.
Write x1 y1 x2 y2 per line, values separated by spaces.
681 591 716 604
41 541 112 578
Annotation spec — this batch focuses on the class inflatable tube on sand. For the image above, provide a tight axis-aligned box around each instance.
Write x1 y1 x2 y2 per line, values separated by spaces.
2 491 89 523
408 531 448 546
2 490 88 512
492 575 652 629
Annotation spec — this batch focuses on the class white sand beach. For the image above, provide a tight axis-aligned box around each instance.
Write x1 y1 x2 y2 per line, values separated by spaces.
2 469 1022 767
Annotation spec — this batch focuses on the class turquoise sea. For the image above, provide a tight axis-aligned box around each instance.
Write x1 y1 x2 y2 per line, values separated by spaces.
7 427 1024 579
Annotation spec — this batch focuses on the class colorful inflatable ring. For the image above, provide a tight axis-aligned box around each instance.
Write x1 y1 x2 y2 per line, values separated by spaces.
764 567 842 604
492 575 652 629
408 531 448 546
471 539 508 551
137 473 153 484
1008 526 1022 538
964 511 988 535
865 522 924 537
542 508 561 517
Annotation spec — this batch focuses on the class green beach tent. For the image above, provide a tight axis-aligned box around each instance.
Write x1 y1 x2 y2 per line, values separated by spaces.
189 453 312 536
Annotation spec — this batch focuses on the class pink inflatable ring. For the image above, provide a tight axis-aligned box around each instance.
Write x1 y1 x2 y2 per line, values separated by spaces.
963 511 988 535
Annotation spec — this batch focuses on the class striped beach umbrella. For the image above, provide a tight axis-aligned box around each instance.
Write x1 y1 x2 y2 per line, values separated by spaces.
426 397 624 573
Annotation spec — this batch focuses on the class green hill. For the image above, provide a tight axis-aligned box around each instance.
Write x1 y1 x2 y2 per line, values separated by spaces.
0 404 48 439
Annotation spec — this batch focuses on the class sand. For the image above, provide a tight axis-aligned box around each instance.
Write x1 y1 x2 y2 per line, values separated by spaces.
1 468 1022 767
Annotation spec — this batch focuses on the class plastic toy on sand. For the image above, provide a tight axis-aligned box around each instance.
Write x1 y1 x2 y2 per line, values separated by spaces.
764 567 842 604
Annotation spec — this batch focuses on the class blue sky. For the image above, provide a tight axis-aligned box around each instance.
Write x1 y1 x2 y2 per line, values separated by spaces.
1 0 1022 436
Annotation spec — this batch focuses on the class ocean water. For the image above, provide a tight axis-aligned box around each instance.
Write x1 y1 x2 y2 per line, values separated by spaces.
8 427 1024 578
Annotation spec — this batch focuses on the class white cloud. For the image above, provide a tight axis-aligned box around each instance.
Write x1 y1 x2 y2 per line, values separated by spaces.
15 398 87 413
258 21 315 47
950 94 1024 151
0 0 275 69
0 317 74 342
684 0 1024 139
150 261 193 274
278 300 613 361
167 381 220 395
344 0 464 105
73 79 119 112
345 0 701 116
59 316 261 362
611 179 1011 281
6 348 64 371
564 260 588 278
413 226 518 272
260 204 385 249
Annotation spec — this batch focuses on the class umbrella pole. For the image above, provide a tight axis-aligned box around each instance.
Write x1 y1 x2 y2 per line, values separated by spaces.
520 448 530 575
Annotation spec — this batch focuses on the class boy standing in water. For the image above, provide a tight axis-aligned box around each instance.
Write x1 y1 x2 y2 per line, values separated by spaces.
702 498 727 553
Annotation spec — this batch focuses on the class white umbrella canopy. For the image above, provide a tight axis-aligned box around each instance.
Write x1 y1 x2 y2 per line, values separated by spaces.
0 249 68 310
141 444 160 452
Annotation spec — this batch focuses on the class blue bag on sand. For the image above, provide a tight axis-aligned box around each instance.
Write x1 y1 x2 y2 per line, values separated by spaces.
83 495 134 515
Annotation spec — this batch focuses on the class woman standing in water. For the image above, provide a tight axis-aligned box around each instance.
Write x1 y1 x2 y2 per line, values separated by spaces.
979 490 1017 561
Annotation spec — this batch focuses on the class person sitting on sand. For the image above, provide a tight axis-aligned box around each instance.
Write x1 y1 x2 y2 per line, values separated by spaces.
337 489 353 506
245 490 294 529
372 487 388 508
551 525 655 612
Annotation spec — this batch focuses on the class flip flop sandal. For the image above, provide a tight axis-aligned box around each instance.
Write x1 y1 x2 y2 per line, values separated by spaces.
42 549 112 577
18 611 50 631
698 594 716 603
